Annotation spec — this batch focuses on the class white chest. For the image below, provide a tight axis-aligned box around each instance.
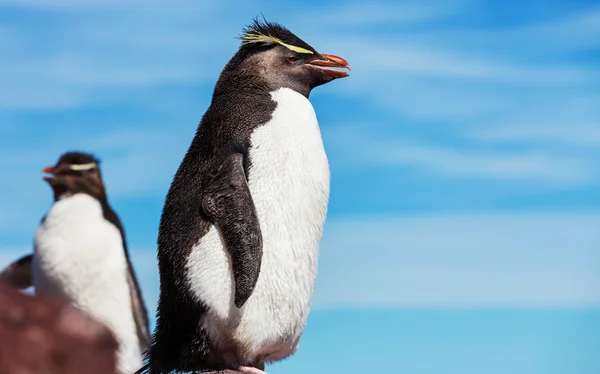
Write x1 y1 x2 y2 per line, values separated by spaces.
186 87 330 363
33 194 126 298
32 193 142 373
247 87 331 219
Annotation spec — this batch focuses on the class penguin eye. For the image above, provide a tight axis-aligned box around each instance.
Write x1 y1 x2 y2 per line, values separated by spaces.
288 56 297 64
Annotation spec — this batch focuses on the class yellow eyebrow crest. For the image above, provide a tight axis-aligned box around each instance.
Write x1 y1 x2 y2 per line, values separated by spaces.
242 32 314 55
69 162 97 171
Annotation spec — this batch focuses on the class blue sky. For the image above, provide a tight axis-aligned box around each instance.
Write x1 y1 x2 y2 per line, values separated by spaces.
0 0 599 373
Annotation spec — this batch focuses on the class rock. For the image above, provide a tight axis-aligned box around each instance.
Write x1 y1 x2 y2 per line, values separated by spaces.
0 282 119 374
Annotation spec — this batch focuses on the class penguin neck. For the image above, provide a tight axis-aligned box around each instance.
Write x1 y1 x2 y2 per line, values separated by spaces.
212 59 312 102
52 185 108 203
213 71 270 100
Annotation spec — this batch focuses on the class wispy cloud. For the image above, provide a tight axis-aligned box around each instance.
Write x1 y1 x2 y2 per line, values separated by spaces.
399 6 600 55
323 125 599 188
328 41 598 85
497 6 600 50
0 0 198 9
371 141 597 186
305 1 464 26
0 1 238 110
470 123 600 148
314 213 600 308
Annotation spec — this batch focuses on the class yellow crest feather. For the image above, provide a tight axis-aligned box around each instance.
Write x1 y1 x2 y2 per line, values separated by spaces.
242 32 314 55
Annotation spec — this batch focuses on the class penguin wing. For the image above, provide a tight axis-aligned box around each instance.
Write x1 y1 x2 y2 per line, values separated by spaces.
101 202 152 350
202 152 263 308
127 270 152 349
0 254 33 289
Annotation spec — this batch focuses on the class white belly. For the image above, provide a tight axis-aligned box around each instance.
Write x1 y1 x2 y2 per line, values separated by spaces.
33 193 142 374
186 87 330 363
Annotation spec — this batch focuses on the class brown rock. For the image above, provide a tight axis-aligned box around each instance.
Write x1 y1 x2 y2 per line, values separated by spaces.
0 282 119 374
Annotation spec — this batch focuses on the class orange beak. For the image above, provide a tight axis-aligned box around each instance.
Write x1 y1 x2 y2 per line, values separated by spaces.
308 53 351 79
42 166 55 182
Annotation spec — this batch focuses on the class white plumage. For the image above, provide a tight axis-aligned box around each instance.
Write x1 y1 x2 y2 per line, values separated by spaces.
185 87 330 364
32 193 143 374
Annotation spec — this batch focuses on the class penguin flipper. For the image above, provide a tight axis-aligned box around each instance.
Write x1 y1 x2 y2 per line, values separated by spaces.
0 253 33 290
202 153 263 308
127 270 152 350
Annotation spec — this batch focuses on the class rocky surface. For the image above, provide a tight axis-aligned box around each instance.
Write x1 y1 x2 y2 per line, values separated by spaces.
0 282 118 374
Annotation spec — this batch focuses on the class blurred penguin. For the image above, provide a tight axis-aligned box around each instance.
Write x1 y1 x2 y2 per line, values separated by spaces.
0 151 151 374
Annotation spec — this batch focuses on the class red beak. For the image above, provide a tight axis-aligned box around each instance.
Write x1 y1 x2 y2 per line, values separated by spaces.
308 53 351 79
42 166 55 182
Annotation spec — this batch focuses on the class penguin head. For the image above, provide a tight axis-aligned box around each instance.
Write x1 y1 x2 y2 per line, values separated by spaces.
220 18 350 97
42 151 106 201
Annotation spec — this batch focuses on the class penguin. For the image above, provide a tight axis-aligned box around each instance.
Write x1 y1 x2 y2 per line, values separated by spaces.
141 19 350 374
0 151 151 374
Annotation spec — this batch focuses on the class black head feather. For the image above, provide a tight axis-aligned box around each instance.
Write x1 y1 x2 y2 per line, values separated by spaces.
239 18 318 55
56 151 101 167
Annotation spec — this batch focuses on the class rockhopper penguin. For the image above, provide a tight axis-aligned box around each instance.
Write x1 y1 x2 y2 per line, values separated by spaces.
141 19 350 374
0 151 151 374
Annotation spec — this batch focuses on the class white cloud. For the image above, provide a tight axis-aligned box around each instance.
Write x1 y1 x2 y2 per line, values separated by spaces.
82 127 193 197
471 123 600 147
375 141 597 186
402 7 600 59
503 7 600 50
0 0 205 9
305 1 463 26
322 125 599 188
0 1 237 110
330 42 597 85
459 95 600 149
313 213 600 308
0 43 222 111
